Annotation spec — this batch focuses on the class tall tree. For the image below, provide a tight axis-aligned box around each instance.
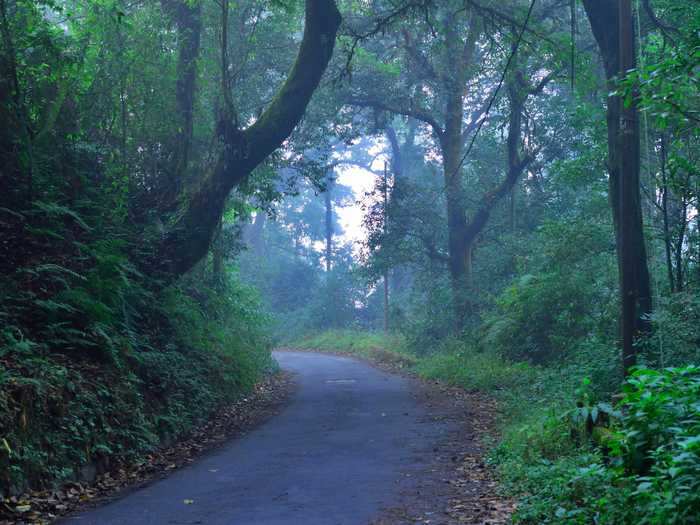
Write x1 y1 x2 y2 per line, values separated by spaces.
161 0 202 203
324 171 335 272
582 0 653 372
347 4 485 328
348 1 560 329
154 0 341 278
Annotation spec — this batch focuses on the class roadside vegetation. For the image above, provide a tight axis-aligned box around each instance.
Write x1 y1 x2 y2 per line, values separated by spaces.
1 260 273 494
1 0 698 523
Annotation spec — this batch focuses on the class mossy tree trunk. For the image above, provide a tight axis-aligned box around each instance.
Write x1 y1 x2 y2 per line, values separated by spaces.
160 0 202 206
152 0 341 278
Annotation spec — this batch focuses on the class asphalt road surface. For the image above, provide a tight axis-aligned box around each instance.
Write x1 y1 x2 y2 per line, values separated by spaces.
62 351 449 525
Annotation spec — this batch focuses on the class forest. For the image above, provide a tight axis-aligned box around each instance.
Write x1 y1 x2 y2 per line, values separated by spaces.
0 0 699 523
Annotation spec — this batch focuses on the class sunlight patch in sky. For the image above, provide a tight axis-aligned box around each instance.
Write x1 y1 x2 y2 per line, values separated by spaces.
335 165 381 246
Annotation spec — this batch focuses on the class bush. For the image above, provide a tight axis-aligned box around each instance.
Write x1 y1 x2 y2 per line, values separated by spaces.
293 329 406 360
643 292 700 368
415 341 536 392
483 270 615 364
500 366 700 525
482 218 617 364
0 267 272 495
609 366 700 523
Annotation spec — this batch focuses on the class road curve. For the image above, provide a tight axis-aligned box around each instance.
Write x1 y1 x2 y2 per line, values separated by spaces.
62 351 448 525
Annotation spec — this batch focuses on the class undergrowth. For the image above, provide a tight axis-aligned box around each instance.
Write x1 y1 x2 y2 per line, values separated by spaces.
0 217 273 495
293 330 406 360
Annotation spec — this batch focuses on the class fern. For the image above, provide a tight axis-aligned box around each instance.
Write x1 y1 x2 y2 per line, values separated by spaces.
31 201 92 232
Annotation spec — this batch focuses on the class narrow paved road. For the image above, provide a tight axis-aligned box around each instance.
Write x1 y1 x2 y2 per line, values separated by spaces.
62 351 450 525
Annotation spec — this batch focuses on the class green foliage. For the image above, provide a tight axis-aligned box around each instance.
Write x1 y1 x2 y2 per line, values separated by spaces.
2 0 699 520
498 453 626 524
415 341 535 392
0 350 158 491
614 368 700 502
397 275 456 354
0 257 272 493
643 292 700 367
484 219 617 364
294 329 407 361
349 44 401 77
500 366 700 525
628 7 700 131
305 256 368 332
237 180 379 342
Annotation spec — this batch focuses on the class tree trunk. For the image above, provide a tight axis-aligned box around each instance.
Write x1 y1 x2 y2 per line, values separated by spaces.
661 181 675 292
385 124 403 178
324 175 333 272
660 136 675 291
155 0 341 278
583 0 653 374
161 0 202 203
673 199 688 292
696 182 700 287
441 129 471 329
211 218 224 286
618 0 641 372
383 161 390 332
246 211 266 258
384 272 389 332
439 13 479 330
454 70 530 323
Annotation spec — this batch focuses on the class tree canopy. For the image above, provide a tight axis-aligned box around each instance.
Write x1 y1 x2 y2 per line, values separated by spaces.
1 0 699 522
